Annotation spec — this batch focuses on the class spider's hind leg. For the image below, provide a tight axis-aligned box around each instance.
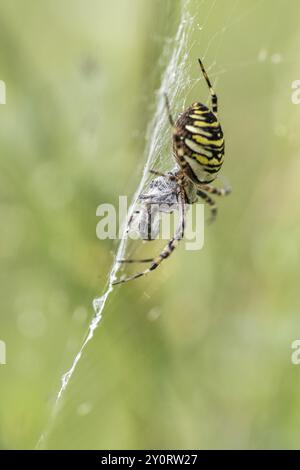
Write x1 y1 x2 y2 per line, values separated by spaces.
113 236 182 285
197 189 217 224
199 183 231 197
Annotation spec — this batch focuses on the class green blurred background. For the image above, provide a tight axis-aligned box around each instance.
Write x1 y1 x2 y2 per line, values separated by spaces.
1 0 300 450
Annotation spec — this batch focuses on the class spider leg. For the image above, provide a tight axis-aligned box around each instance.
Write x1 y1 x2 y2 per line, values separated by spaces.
125 209 140 234
149 169 167 177
149 169 176 181
117 258 154 264
198 58 218 114
198 183 231 197
113 188 186 285
197 189 217 224
147 203 154 240
133 202 157 241
164 93 174 126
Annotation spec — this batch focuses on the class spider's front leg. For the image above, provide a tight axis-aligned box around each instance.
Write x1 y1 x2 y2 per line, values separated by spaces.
149 169 177 181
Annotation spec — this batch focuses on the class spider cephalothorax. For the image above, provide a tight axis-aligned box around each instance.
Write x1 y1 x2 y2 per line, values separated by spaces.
113 59 230 285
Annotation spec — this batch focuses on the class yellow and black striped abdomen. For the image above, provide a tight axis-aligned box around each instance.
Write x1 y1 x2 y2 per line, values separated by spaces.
173 102 224 184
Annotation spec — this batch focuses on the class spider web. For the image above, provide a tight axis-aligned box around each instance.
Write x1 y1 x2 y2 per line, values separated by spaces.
37 0 273 448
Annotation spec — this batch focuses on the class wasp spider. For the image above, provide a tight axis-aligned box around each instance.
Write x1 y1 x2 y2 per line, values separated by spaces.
113 59 231 285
